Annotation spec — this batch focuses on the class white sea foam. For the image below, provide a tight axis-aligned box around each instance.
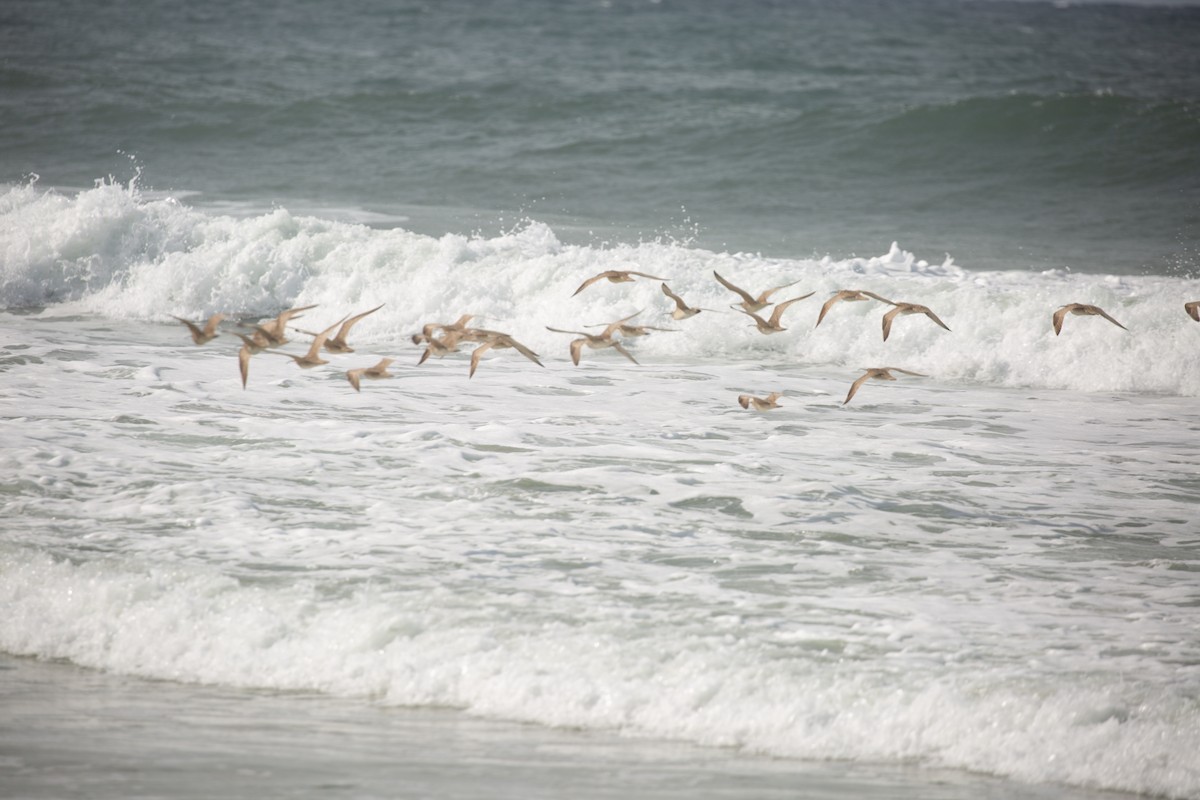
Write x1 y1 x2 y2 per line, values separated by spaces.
3 179 1198 396
1 546 1198 799
2 306 1198 797
4 178 1200 799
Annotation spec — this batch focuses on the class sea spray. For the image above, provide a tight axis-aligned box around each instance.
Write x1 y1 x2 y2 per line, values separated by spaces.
4 180 1198 395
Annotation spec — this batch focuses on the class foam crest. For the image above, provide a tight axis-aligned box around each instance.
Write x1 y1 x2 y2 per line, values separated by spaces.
3 180 1198 395
1 549 1196 799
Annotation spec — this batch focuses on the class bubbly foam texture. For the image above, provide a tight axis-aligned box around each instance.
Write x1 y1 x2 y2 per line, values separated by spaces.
1 548 1196 799
3 179 1197 395
3 257 1199 797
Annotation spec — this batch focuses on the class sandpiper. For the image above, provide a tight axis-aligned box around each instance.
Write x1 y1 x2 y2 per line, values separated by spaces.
171 313 225 345
547 314 640 366
232 332 267 389
295 303 384 353
881 302 951 341
843 367 926 405
713 271 801 313
1052 303 1127 335
737 392 782 410
468 332 544 378
247 304 317 348
412 314 475 345
737 293 814 334
572 269 667 296
814 290 894 328
661 283 719 320
276 315 348 368
416 329 466 365
346 358 395 391
587 322 676 337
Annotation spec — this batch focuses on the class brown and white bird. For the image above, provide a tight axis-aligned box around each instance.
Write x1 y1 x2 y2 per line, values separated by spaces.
276 315 348 368
581 309 675 338
572 269 667 297
586 321 676 338
843 367 926 406
814 290 894 328
713 271 801 313
411 314 475 345
661 283 720 320
247 304 317 348
295 304 384 353
881 302 951 341
468 333 544 378
171 313 225 345
346 358 395 392
1187 301 1200 322
416 329 466 365
577 311 643 340
737 293 814 334
232 332 267 389
737 392 783 410
547 313 641 366
1052 303 1127 336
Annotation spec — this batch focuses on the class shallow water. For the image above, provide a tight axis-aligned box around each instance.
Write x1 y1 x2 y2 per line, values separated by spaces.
2 309 1198 798
0 654 1151 800
4 0 1200 795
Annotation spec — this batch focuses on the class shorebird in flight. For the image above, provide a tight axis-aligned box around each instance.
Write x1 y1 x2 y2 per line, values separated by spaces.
346 358 395 392
1188 301 1200 322
171 313 225 345
232 332 267 389
547 313 641 365
575 311 644 340
713 271 801 313
843 367 926 405
416 329 466 365
737 293 814 334
276 315 348 368
572 269 667 297
1052 303 1127 335
586 321 676 337
412 314 475 345
247 304 317 348
814 290 894 328
737 392 783 410
295 304 384 353
468 333 544 378
881 302 951 341
661 283 720 320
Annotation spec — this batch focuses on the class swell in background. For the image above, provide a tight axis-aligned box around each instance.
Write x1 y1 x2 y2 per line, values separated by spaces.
2 177 1199 395
1 0 1198 273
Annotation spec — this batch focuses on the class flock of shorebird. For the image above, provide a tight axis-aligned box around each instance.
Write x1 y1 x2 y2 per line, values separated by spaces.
171 269 1200 408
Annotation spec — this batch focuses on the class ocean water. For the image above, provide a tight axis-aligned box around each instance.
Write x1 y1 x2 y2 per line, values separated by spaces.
3 0 1200 273
3 1 1200 799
